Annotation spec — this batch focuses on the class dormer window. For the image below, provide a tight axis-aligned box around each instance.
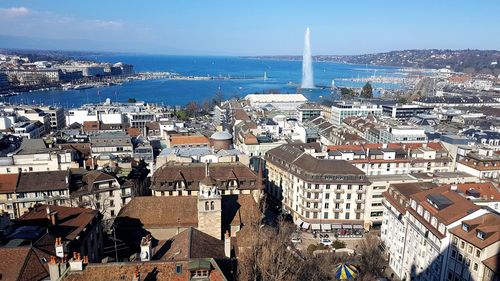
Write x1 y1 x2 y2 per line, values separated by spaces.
462 223 469 232
477 231 485 240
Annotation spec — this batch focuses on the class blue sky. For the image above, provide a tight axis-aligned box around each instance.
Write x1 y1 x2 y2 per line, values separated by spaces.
0 0 498 55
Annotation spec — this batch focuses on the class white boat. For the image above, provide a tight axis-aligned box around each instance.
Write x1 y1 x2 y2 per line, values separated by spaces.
74 84 94 90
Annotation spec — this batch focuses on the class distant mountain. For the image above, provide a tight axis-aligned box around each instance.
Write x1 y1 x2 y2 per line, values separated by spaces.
249 49 500 75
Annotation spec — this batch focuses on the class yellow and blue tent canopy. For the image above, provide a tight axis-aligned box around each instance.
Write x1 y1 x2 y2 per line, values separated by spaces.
335 263 358 280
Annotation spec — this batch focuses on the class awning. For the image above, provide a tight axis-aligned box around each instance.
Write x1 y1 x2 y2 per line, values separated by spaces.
311 224 321 230
332 224 342 229
342 224 353 229
321 224 332 231
302 222 310 229
295 218 304 227
353 225 364 229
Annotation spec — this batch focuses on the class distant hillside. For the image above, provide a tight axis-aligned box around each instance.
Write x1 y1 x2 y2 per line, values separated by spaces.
0 48 113 62
249 49 500 75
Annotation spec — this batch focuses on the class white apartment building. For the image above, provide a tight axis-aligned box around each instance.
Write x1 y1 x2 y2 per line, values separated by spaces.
379 126 428 144
327 143 452 176
446 213 500 281
244 93 307 115
68 170 132 223
364 172 476 229
382 184 489 281
330 101 382 126
0 139 74 174
266 144 371 234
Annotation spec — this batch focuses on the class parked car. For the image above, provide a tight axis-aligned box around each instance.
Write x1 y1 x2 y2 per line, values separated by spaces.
319 238 333 246
291 237 302 244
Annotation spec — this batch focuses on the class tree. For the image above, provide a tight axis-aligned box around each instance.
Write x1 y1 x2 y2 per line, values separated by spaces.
360 82 373 98
127 98 137 103
69 192 113 230
340 87 356 99
238 219 302 281
212 90 225 106
356 234 385 279
185 101 199 117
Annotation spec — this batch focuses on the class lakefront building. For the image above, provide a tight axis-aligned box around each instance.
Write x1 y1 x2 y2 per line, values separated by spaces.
265 144 371 233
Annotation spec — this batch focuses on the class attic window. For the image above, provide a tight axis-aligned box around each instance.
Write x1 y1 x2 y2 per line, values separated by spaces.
477 231 485 240
462 223 469 232
176 264 182 274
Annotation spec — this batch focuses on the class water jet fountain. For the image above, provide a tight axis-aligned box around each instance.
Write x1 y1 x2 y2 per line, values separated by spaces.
301 27 314 89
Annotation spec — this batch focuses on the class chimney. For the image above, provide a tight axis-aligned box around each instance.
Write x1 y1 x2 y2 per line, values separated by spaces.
224 230 231 258
132 268 141 281
55 237 65 258
48 256 61 281
49 211 58 226
69 252 83 271
140 234 152 261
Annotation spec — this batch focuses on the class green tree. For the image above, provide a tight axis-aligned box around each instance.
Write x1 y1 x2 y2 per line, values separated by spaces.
360 82 373 98
340 87 356 99
127 98 137 103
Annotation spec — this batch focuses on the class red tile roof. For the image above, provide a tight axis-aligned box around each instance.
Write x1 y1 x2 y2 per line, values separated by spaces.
127 127 142 137
0 173 18 193
449 213 500 249
0 247 49 281
170 135 210 146
18 204 100 241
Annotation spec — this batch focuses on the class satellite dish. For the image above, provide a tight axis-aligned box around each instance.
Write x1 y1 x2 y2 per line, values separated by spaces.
140 251 149 259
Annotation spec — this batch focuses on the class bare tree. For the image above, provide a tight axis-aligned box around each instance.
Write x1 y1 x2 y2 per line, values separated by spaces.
186 101 199 117
69 193 113 230
356 234 385 279
238 219 303 281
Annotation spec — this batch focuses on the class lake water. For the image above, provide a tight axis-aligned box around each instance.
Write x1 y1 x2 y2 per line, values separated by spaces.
6 55 404 107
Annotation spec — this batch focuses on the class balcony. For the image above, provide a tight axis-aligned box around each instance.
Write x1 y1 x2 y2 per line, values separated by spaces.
333 208 343 212
333 198 344 203
355 208 364 213
300 193 322 202
355 199 364 203
334 189 345 194
356 189 366 194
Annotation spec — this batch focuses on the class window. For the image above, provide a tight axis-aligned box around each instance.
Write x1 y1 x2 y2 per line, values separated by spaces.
346 203 351 209
334 212 339 219
176 264 182 274
473 263 478 271
452 237 458 246
347 193 351 200
477 231 485 240
347 185 352 190
357 194 362 200
205 201 209 211
475 249 481 258
460 241 465 249
462 223 469 232
345 213 350 219
336 193 341 199
109 190 114 196
326 184 330 189
457 254 463 262
110 210 115 217
324 212 328 219
325 203 329 209
468 246 473 254
335 203 340 209
325 193 330 200
451 249 457 258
